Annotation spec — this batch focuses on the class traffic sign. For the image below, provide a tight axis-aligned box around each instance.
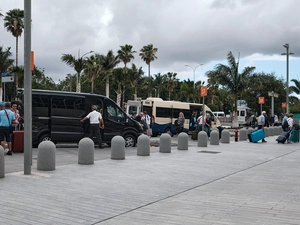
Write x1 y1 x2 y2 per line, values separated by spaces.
282 102 287 108
1 73 14 83
258 97 264 104
200 86 207 96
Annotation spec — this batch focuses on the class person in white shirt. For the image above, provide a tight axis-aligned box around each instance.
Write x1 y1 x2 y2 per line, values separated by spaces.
80 105 104 149
257 111 267 143
197 114 204 132
287 114 294 131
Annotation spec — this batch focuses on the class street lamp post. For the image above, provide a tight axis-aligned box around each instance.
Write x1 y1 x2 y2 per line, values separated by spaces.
185 64 204 89
281 44 294 113
76 50 94 92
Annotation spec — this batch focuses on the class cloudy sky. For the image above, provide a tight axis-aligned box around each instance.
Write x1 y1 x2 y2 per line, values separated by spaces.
1 0 299 90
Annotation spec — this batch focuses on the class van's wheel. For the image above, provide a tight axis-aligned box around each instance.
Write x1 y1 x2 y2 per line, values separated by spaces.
38 134 52 145
123 134 136 147
166 128 173 137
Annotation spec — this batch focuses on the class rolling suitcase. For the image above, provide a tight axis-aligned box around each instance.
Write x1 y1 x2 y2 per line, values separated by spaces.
276 131 290 144
249 129 265 143
289 130 299 143
12 130 24 152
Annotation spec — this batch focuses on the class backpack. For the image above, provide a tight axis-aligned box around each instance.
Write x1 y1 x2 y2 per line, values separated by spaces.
282 120 288 129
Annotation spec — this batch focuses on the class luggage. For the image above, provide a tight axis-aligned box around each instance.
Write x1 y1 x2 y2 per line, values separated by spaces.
191 130 198 140
289 130 299 143
276 131 290 144
249 129 265 143
12 130 24 152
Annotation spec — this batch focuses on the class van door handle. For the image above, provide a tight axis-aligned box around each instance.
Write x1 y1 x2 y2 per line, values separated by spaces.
37 117 51 120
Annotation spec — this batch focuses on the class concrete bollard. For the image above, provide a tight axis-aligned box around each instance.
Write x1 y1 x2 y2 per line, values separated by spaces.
78 138 94 165
278 126 283 134
0 146 4 178
197 131 207 147
221 129 230 143
275 126 280 135
264 127 269 137
239 128 248 141
137 134 150 156
111 136 125 160
37 141 56 171
159 133 171 153
269 127 274 136
247 128 254 135
177 132 188 150
210 130 219 145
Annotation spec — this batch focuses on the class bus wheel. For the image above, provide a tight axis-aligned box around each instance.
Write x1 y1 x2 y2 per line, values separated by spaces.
123 134 136 147
165 128 173 137
38 134 52 145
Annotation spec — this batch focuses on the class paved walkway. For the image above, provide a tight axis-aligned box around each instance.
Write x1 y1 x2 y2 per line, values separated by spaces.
0 136 300 225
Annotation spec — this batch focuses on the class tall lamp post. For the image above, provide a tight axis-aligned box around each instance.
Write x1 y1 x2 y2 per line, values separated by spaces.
185 64 204 89
77 50 94 92
281 44 294 113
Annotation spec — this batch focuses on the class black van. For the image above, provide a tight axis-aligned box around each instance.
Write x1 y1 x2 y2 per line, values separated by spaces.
17 89 144 147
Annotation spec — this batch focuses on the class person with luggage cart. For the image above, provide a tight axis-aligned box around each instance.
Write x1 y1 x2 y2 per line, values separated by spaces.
257 111 267 143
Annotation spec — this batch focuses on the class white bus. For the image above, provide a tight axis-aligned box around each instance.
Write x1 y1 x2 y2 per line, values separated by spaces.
126 98 221 136
237 106 252 126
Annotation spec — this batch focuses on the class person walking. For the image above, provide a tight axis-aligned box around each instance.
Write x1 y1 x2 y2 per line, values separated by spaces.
80 105 104 149
257 111 267 143
0 102 19 155
282 113 289 132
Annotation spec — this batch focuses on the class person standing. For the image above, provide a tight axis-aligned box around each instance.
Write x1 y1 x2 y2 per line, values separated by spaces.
177 112 185 133
190 112 197 131
80 105 104 149
11 101 20 131
257 111 267 143
142 111 151 136
204 114 212 138
197 113 204 132
273 114 279 127
0 102 19 155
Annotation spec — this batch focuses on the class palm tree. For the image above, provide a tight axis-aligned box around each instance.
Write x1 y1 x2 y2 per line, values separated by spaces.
139 44 158 77
61 52 91 92
206 51 255 127
4 8 24 90
153 73 166 98
98 50 120 97
84 54 103 93
117 44 136 69
165 72 178 100
290 79 300 97
128 64 144 100
0 46 14 101
142 76 155 97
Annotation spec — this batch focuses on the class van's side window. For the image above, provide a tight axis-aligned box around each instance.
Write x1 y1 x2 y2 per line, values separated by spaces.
106 103 126 123
52 96 85 118
32 95 49 117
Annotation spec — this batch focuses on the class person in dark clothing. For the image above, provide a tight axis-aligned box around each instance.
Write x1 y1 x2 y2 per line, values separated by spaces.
135 112 143 123
189 112 197 131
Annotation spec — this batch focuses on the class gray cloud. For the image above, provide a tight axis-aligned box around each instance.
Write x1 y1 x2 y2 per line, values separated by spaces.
1 0 299 83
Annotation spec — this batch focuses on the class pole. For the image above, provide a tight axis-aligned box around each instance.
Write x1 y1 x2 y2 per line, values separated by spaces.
286 47 289 113
271 91 274 117
202 96 205 131
24 0 32 175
